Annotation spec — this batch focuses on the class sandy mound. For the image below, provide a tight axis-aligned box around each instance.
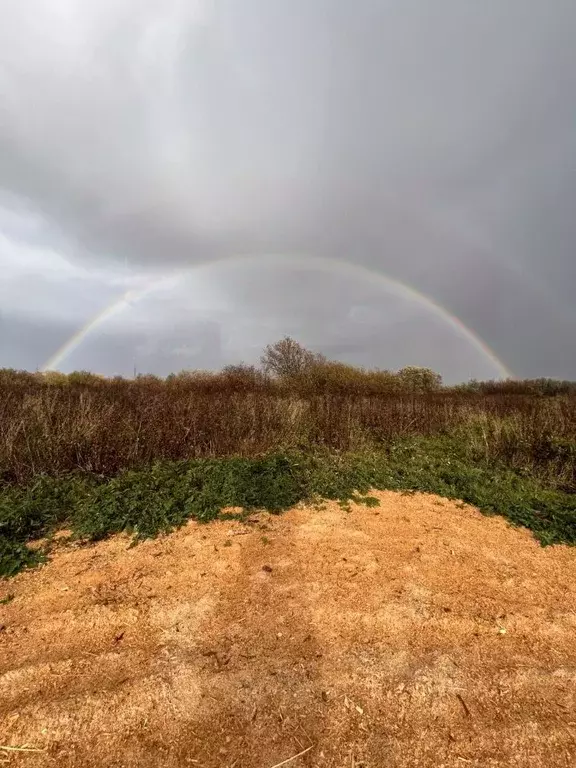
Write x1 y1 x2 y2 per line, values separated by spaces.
1 492 575 767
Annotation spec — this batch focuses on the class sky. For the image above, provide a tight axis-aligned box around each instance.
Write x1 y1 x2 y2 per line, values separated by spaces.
1 0 575 383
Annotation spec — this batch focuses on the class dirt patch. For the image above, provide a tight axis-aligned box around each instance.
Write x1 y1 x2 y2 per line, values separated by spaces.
1 492 575 767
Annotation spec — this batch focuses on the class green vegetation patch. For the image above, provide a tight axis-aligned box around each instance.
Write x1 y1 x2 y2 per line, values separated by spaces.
1 439 575 578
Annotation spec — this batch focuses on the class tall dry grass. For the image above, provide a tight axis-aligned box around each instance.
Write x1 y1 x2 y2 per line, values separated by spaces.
1 368 575 488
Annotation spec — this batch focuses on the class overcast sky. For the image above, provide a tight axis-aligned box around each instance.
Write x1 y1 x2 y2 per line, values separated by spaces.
1 0 575 383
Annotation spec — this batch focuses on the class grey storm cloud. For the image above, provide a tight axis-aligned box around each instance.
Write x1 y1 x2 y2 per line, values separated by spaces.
1 0 575 381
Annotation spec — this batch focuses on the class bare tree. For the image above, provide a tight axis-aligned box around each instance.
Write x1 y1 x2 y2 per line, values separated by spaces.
260 337 325 379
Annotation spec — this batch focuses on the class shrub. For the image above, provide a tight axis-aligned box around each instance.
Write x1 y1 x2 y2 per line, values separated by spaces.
2 443 575 577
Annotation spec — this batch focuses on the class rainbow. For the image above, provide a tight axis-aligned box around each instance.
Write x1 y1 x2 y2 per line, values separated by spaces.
41 272 182 373
42 254 513 378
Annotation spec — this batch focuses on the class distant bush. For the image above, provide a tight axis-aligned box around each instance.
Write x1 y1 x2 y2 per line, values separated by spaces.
36 371 69 386
397 366 443 393
0 369 36 388
452 377 576 396
220 364 272 392
65 371 107 386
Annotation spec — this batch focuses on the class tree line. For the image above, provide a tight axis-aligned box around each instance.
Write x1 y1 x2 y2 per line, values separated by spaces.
1 336 575 396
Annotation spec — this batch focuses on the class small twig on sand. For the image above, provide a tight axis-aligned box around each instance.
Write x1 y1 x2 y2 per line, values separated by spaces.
267 745 313 768
0 745 46 753
456 693 472 717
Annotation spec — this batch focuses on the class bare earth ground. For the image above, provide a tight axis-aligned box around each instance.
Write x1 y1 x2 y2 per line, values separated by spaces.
1 491 575 768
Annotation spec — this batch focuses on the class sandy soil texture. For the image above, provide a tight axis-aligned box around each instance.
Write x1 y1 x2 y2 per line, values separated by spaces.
1 491 575 767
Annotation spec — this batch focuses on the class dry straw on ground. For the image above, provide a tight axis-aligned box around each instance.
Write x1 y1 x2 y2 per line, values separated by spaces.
1 491 575 767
